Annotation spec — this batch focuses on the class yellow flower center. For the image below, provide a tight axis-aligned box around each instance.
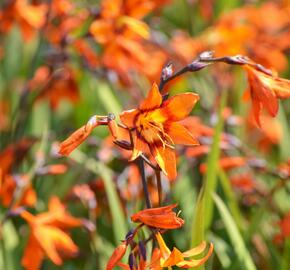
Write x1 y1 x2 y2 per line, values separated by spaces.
136 111 174 149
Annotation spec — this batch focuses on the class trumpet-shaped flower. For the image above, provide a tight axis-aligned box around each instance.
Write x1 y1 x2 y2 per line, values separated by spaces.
244 65 290 126
155 232 213 268
120 83 199 180
131 204 184 229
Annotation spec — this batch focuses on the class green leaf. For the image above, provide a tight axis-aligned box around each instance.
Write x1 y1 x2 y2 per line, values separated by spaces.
218 170 244 231
213 193 257 270
70 150 128 243
204 90 227 230
190 187 205 270
95 80 122 117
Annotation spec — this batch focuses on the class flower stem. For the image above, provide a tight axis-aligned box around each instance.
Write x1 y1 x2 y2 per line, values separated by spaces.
137 157 151 208
156 170 162 206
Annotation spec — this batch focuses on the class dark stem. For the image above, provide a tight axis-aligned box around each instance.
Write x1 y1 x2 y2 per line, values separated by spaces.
137 157 151 208
158 51 272 94
156 170 162 206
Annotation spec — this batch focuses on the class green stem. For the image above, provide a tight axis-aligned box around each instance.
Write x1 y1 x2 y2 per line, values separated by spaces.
0 231 7 270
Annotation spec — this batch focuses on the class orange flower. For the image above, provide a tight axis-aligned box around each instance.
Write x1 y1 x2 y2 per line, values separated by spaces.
89 0 168 85
200 156 247 173
34 66 80 110
244 64 290 126
230 173 256 194
106 241 128 270
0 138 36 177
278 212 290 239
21 196 83 270
120 83 199 180
155 232 213 268
0 174 36 208
131 204 184 229
0 0 47 40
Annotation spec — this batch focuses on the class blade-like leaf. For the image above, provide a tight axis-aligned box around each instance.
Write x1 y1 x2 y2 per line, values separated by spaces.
70 150 128 243
204 90 227 230
213 193 257 270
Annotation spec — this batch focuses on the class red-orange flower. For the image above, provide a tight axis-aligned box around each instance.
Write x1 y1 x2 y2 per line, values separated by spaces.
131 204 184 229
32 66 80 110
120 83 199 180
200 156 247 173
244 65 290 126
0 0 47 40
155 232 213 268
89 0 167 85
0 174 36 208
21 196 83 270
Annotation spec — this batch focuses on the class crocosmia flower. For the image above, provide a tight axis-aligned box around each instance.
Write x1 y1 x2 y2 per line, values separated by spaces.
155 232 213 268
131 204 184 229
120 83 199 180
244 65 290 126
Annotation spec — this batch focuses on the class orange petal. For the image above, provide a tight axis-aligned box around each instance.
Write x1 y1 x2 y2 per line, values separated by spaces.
160 93 199 121
272 77 290 99
139 83 162 111
251 92 262 127
21 235 44 270
163 247 184 267
58 122 96 156
182 241 206 257
131 204 184 229
165 122 199 146
21 211 36 224
176 243 214 268
130 133 149 160
120 109 139 128
155 232 171 259
90 20 114 44
34 226 78 265
106 242 128 270
151 144 177 180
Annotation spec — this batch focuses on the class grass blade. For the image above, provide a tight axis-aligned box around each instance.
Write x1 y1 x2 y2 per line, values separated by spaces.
213 193 257 270
70 150 128 243
204 91 227 230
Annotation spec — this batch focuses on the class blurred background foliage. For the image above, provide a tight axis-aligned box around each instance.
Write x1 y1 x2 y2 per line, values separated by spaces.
0 0 290 269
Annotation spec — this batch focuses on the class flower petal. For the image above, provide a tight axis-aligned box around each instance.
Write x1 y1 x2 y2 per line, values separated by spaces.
165 122 199 146
151 144 177 180
163 247 184 267
130 133 148 160
131 204 184 229
21 235 44 270
139 83 162 111
182 241 206 257
160 93 199 121
176 243 214 268
155 233 171 259
106 242 128 270
120 109 139 128
58 125 94 156
34 226 78 265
